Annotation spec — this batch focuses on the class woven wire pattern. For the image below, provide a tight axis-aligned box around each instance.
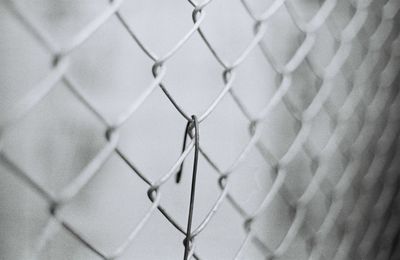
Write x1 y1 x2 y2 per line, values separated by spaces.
0 0 400 259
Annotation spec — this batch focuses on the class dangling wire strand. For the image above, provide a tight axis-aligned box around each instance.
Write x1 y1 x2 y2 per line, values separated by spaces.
176 120 192 183
182 115 199 260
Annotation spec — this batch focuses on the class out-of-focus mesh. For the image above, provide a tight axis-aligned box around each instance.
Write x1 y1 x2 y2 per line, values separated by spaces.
0 0 399 259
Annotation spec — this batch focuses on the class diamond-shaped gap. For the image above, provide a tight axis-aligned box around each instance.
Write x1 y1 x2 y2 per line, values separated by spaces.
200 89 251 172
119 205 186 259
258 98 299 159
386 12 400 46
286 0 327 25
58 152 151 256
282 150 314 200
337 104 364 151
320 226 342 259
0 4 53 115
1 82 106 194
325 0 354 40
370 55 394 92
155 32 225 116
240 0 285 18
228 148 274 214
276 232 309 260
39 223 102 260
306 109 334 156
229 46 278 117
357 21 375 54
157 151 225 236
118 0 194 56
322 148 346 191
360 143 379 176
250 190 292 250
307 23 338 71
375 49 396 83
307 114 347 195
251 191 317 259
343 166 366 202
319 72 349 116
239 241 267 260
67 13 154 120
17 0 112 44
116 85 186 182
339 61 371 90
285 62 348 119
284 59 320 113
0 163 49 260
342 39 366 74
260 5 304 67
194 193 252 259
360 5 382 39
303 188 331 235
336 179 359 226
199 0 255 62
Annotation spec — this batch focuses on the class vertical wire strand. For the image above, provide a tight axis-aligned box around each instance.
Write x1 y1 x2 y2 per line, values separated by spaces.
183 115 200 260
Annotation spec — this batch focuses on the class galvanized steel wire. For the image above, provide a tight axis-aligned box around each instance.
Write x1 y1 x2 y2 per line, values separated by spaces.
1 0 400 259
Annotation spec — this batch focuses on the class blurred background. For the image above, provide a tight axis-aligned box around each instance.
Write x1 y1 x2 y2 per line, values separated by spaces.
0 0 399 259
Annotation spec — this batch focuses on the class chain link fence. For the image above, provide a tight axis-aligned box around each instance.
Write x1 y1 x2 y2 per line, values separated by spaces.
0 0 400 259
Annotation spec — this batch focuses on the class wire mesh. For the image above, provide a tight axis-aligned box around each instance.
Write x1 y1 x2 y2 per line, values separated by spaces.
0 0 400 259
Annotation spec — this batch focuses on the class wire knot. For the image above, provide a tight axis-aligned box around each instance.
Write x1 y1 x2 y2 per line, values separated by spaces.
147 186 159 201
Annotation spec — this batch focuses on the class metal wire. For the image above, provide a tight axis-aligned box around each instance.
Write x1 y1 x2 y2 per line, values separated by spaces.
1 0 399 259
